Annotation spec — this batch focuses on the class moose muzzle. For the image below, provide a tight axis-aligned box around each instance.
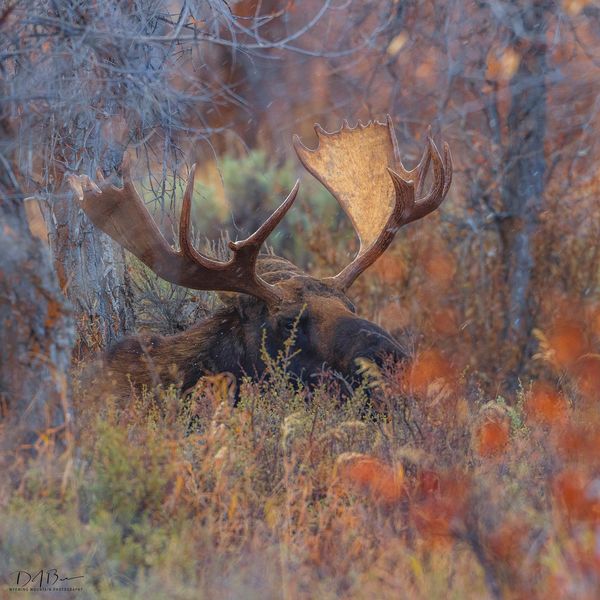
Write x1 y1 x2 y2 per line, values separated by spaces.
330 316 406 377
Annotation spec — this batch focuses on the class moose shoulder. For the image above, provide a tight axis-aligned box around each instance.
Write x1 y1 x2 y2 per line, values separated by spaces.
70 117 452 397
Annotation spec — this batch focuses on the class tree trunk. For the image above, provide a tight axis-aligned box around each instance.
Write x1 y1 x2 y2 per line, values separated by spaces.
46 109 136 353
499 1 549 376
0 159 75 450
49 189 136 354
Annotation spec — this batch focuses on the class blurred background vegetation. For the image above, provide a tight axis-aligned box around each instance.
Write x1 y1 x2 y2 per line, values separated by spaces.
1 1 600 598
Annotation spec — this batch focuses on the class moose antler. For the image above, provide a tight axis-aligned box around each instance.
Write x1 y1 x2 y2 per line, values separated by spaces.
68 161 299 307
293 116 452 290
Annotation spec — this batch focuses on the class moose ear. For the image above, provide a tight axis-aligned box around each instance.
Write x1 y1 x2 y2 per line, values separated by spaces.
219 292 268 323
217 291 238 306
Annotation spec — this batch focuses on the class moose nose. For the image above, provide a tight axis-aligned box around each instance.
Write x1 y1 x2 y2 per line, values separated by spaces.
331 317 405 373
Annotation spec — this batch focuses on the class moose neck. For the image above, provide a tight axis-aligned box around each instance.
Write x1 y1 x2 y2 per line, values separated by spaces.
104 305 250 395
165 307 250 391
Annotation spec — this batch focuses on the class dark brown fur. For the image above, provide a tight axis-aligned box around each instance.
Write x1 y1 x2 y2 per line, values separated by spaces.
101 256 405 397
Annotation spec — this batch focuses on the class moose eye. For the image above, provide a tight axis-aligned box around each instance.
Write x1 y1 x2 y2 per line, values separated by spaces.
283 318 297 332
280 313 307 334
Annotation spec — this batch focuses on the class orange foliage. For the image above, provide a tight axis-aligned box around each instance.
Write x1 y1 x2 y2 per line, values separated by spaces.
475 416 510 458
412 471 470 543
546 319 588 368
386 31 408 57
417 469 440 496
554 469 600 524
571 356 600 404
486 47 521 81
379 300 412 333
415 56 437 82
406 349 454 395
563 0 595 17
423 251 456 289
487 520 531 567
525 382 569 426
371 252 406 285
44 298 62 329
429 306 460 337
336 454 404 507
556 424 600 467
586 303 600 338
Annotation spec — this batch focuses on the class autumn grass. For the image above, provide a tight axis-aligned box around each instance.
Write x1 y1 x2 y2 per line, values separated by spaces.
1 331 599 599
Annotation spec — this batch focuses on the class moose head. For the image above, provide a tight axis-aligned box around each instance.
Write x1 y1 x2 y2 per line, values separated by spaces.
70 117 452 397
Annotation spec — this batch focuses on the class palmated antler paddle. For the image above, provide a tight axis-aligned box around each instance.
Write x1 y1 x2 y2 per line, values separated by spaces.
68 162 299 307
293 116 452 290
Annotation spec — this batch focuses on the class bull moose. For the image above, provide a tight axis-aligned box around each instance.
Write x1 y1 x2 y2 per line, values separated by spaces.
69 117 452 397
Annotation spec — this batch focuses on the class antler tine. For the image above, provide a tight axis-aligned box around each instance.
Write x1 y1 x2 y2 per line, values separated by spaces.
442 142 453 198
389 116 432 189
402 136 447 224
70 160 300 307
179 164 200 261
179 164 223 268
230 180 300 253
414 137 432 197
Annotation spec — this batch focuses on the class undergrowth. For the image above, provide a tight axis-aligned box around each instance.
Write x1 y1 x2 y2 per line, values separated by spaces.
1 334 599 599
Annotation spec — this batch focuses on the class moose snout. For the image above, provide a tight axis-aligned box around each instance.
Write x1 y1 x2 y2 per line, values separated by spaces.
330 317 405 375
